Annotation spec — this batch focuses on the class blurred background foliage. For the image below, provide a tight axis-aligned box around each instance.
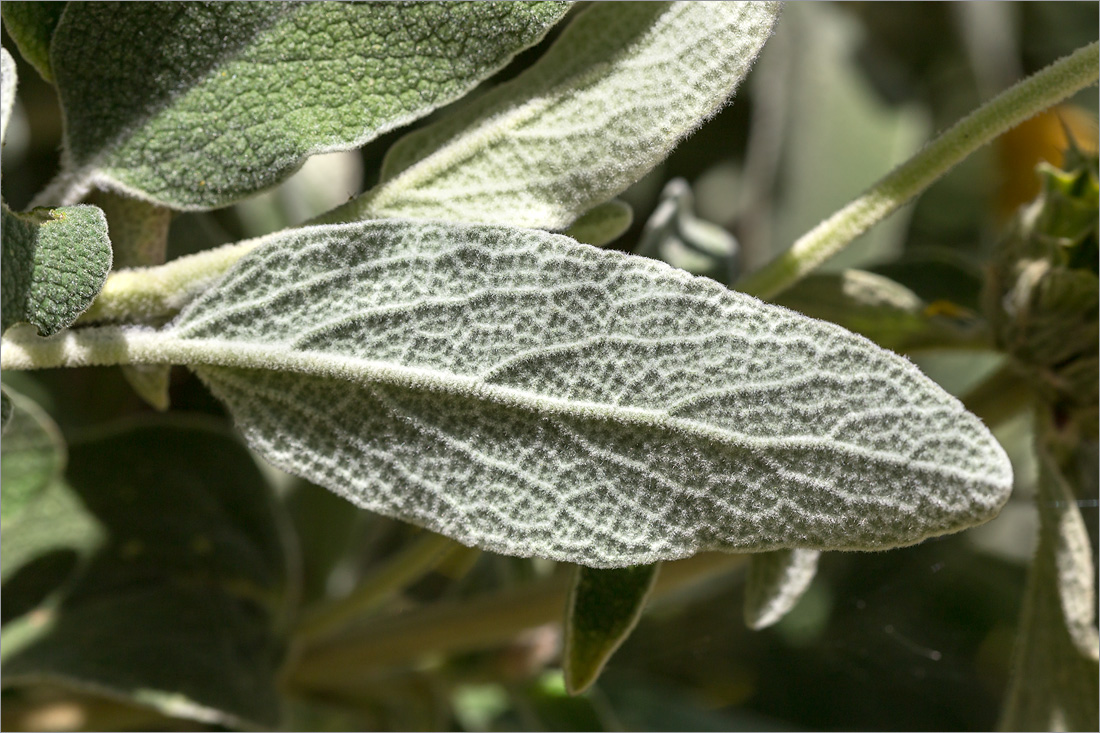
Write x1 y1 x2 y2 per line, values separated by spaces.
2 2 1097 730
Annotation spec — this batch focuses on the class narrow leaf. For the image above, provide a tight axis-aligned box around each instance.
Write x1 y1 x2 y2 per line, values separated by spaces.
45 2 570 209
326 2 779 228
1 420 294 730
1 47 16 145
563 200 633 247
0 1 64 83
999 434 1099 731
1 203 112 335
564 563 660 694
0 384 66 527
134 219 1015 567
743 548 820 630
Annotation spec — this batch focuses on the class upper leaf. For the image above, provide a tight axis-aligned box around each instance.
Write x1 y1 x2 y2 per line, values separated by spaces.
1 203 112 336
152 220 1012 567
46 1 570 209
322 2 778 228
0 1 64 83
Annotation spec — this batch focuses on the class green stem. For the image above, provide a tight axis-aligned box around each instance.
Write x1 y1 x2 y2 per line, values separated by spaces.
737 41 1100 300
294 532 459 644
289 552 746 691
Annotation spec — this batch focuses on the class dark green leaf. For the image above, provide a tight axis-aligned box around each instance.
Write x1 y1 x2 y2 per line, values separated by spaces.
0 1 64 82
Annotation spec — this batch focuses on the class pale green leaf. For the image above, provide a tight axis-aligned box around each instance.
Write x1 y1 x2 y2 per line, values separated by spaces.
1 203 112 335
44 1 571 209
1 47 16 146
1000 433 1099 732
121 363 172 412
2 420 293 730
0 1 64 83
325 2 778 228
743 548 820 630
117 219 1014 568
0 384 65 527
638 178 739 282
564 563 660 694
563 200 633 247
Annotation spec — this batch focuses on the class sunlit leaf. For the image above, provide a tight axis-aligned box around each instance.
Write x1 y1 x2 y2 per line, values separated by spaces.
743 548 820 630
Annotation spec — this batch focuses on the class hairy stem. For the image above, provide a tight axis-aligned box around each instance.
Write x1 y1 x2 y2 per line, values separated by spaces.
737 41 1100 300
294 532 460 644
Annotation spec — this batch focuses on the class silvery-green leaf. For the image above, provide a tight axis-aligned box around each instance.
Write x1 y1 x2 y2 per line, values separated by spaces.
1 203 112 336
324 2 778 229
0 384 65 527
1 47 17 146
0 2 64 83
563 200 633 247
42 2 570 209
743 548 820 630
564 563 660 694
999 435 1099 731
638 178 739 282
103 219 1015 568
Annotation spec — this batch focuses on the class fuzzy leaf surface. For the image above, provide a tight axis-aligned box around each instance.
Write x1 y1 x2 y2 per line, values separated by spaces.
1 203 112 336
329 2 778 228
1 47 16 144
47 1 570 209
1 421 293 729
147 219 1014 568
565 563 660 694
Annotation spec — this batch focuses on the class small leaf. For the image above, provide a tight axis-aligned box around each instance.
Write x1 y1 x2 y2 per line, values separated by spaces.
999 433 1099 732
638 178 739 282
1 420 294 730
133 219 1013 567
45 2 571 209
564 563 660 694
1 47 16 145
327 2 779 228
0 1 64 83
743 548 820 630
121 363 172 412
1 203 112 336
0 384 66 527
563 200 633 247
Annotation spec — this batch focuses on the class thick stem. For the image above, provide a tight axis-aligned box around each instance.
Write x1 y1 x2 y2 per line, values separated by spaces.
737 41 1100 300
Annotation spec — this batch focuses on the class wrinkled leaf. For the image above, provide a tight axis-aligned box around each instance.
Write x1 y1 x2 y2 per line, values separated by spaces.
325 2 778 228
1 203 112 335
56 219 1021 568
563 200 633 247
0 384 65 526
1000 433 1099 731
0 2 64 83
564 563 660 694
1 420 294 729
774 269 984 353
45 1 570 209
743 548 820 630
1 47 16 145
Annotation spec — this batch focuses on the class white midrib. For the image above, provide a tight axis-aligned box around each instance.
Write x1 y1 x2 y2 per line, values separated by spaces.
0 325 1004 485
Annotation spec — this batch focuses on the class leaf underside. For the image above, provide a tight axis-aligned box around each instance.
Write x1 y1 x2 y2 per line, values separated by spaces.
49 1 571 209
162 219 1012 568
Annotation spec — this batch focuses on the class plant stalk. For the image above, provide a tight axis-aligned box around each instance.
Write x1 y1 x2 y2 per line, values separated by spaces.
737 41 1100 300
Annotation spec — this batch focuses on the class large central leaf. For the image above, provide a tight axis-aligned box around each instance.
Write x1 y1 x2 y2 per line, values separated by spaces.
94 220 1011 567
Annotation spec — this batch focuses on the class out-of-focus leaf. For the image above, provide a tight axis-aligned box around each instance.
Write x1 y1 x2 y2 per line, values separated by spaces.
43 2 570 209
0 384 65 526
1 420 294 730
999 431 1099 731
1 203 112 336
871 247 985 311
1 47 17 145
743 548 820 630
284 479 362 604
564 563 659 694
638 178 739 283
563 200 633 247
0 2 64 83
773 269 985 353
327 2 778 228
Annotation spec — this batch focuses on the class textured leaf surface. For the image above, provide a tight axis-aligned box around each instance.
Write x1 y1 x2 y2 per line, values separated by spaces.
47 1 570 209
145 219 1014 567
0 385 65 527
1 203 112 335
0 1 64 82
326 2 778 228
1 421 293 729
1 47 16 145
564 563 659 694
1000 435 1099 732
743 548 820 630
